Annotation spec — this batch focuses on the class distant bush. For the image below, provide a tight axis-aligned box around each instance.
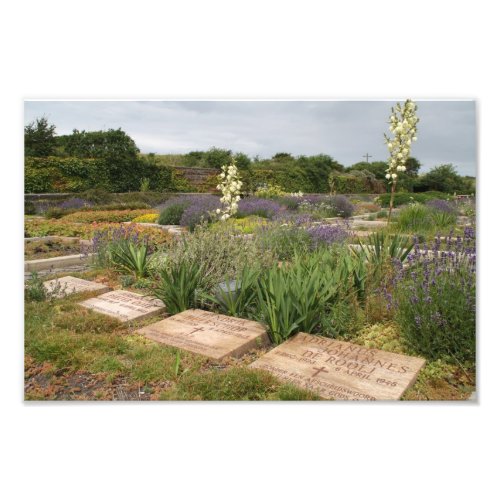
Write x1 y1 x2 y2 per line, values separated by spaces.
158 203 188 225
396 202 457 232
377 191 449 207
330 195 355 218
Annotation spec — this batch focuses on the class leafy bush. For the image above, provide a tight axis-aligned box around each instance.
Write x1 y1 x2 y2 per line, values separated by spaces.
391 228 476 362
254 222 312 260
158 203 188 225
153 261 202 313
153 224 274 293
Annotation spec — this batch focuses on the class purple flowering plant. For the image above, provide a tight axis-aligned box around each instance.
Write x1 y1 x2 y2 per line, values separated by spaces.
384 226 476 363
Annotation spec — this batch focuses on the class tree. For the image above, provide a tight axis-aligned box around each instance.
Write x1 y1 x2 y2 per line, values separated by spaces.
346 161 388 179
233 152 251 170
204 147 233 169
60 128 142 191
414 164 467 193
272 152 294 162
24 116 57 157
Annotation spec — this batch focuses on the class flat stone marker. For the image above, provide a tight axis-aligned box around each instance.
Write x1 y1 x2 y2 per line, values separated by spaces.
79 290 165 322
137 309 270 361
43 276 111 298
250 333 425 400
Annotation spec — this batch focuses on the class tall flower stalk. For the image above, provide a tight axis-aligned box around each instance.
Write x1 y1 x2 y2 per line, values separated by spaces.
216 159 242 221
384 99 419 224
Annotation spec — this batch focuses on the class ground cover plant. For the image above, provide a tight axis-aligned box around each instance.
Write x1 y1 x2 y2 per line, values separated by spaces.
25 238 85 259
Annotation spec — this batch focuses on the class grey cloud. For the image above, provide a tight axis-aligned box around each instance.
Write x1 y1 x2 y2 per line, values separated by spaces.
24 100 476 176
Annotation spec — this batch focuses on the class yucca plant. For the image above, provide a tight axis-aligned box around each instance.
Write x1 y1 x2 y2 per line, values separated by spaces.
110 240 151 279
355 232 414 267
153 261 202 314
203 266 260 317
255 254 340 344
255 266 304 344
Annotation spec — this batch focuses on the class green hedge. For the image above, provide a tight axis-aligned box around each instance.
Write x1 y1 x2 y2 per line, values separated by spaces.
25 157 109 193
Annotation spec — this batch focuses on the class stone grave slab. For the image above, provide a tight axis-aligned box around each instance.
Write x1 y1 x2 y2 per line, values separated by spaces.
43 276 111 298
137 309 270 361
250 333 425 400
79 290 165 322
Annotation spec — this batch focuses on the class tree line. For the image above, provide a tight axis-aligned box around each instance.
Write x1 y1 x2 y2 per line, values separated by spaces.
24 116 475 194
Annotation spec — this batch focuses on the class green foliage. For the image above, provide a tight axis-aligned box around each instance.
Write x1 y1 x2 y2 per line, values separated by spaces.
254 254 341 344
110 241 151 279
153 261 202 314
414 164 469 194
395 204 457 233
25 156 109 193
354 233 415 267
204 266 260 317
139 177 150 192
58 128 141 191
395 261 476 363
160 367 320 401
24 272 48 302
158 203 188 225
254 183 287 198
156 224 275 293
377 191 449 207
254 223 311 260
205 147 233 169
25 117 57 157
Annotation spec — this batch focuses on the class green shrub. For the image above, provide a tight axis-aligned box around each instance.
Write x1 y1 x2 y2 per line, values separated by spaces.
254 254 341 344
158 203 188 225
203 266 260 317
153 260 202 314
395 204 433 232
110 241 151 279
377 191 449 207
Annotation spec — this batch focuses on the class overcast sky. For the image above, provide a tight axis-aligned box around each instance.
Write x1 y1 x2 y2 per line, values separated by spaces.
24 100 477 176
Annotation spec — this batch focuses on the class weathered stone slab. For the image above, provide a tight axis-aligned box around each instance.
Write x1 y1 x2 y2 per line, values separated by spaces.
250 333 425 400
137 309 270 361
43 276 111 298
79 290 165 322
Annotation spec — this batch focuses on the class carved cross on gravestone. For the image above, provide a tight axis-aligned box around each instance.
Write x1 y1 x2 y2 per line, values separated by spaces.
311 366 329 378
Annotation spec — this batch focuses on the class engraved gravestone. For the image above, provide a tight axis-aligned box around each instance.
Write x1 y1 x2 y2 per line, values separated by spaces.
43 276 111 298
79 290 165 322
250 333 425 400
137 309 270 361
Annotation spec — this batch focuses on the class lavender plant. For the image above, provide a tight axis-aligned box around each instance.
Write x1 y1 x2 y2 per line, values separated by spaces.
389 227 476 363
236 197 284 219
